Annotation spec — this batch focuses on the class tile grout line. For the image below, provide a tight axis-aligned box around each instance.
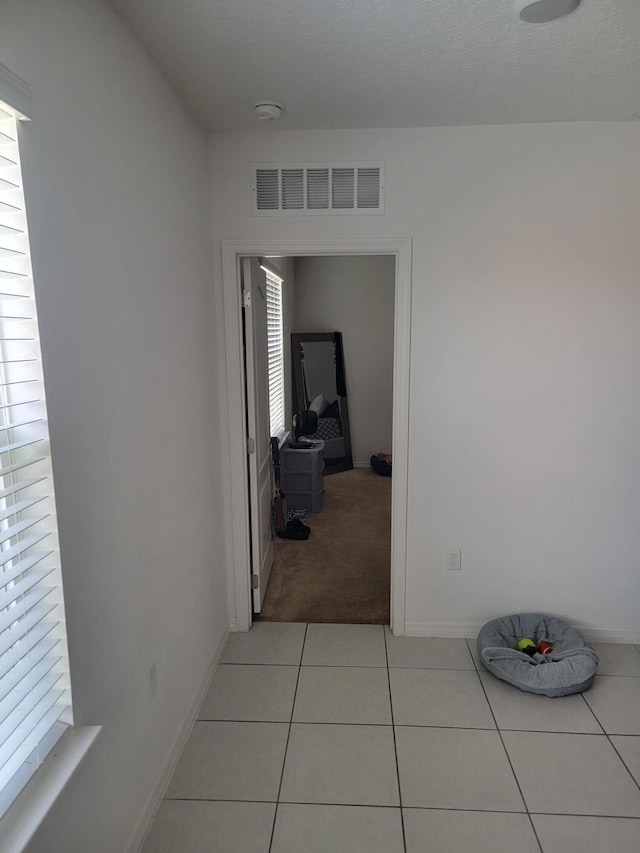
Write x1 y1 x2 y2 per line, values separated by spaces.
578 677 640 793
592 672 640 679
159 795 640 818
578 688 606 735
267 622 308 853
605 734 640 795
385 627 408 853
471 639 545 853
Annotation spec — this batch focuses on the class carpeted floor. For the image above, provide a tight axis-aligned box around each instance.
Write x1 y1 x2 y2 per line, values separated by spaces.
258 467 391 624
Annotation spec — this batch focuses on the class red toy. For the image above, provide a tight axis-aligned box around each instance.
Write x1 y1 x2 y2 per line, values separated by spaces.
537 641 553 654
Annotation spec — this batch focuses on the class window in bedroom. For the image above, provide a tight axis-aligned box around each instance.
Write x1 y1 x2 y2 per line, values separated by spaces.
0 89 73 820
263 265 285 439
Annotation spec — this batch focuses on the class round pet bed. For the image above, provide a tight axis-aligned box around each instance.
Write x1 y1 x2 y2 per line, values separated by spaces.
477 613 598 697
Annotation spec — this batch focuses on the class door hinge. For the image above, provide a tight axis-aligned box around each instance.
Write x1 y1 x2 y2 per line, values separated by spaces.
246 437 255 454
251 574 259 589
242 289 251 308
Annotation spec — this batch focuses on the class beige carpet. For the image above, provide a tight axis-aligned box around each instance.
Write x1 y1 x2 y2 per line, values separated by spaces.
259 467 391 624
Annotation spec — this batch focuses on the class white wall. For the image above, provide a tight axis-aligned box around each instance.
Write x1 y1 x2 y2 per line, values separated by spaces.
0 2 228 851
210 123 640 641
294 255 395 464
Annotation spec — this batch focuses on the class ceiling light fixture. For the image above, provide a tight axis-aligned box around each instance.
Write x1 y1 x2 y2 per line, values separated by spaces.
254 101 284 121
515 0 581 23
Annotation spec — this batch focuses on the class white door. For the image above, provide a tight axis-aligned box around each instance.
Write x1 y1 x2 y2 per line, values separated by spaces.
242 257 274 612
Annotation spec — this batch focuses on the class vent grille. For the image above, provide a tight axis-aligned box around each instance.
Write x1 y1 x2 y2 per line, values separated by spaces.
255 169 278 210
252 162 384 215
281 169 303 209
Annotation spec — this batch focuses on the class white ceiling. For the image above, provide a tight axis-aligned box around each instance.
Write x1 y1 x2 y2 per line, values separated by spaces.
108 0 640 132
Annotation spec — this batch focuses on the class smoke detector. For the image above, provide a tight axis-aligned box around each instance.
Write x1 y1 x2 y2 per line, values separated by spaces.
254 101 284 121
514 0 581 22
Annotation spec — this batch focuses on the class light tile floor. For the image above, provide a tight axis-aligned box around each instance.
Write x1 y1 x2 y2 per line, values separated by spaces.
142 625 640 852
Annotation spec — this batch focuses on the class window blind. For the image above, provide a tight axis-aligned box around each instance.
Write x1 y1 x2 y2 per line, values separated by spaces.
264 269 285 438
0 102 71 819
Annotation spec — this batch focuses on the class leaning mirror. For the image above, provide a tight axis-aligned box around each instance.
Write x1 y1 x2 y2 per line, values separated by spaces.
291 332 353 474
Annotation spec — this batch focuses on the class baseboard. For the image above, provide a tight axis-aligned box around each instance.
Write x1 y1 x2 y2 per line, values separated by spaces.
126 626 230 853
575 626 640 644
404 621 640 644
403 621 482 639
353 461 370 468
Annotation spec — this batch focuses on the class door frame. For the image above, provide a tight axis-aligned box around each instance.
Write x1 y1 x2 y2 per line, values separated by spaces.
241 258 275 613
221 238 412 634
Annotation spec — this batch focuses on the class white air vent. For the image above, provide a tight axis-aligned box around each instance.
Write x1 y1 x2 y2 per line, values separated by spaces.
252 162 385 215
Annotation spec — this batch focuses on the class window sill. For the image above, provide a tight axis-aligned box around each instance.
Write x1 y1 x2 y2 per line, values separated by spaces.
0 725 101 853
276 430 290 449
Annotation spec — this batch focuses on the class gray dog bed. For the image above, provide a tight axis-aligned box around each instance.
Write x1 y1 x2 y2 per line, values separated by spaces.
477 613 598 697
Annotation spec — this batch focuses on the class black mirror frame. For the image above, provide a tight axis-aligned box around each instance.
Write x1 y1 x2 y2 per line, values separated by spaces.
291 331 353 474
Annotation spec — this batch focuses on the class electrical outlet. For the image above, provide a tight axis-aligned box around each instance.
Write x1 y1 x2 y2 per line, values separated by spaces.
447 549 461 571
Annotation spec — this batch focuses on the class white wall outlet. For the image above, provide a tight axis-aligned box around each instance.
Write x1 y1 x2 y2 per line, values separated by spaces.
447 549 462 571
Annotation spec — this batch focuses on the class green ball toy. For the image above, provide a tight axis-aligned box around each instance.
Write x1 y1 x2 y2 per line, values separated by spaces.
517 638 537 656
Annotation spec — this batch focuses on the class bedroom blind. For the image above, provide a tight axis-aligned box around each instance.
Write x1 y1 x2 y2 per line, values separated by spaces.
0 100 72 819
264 268 285 438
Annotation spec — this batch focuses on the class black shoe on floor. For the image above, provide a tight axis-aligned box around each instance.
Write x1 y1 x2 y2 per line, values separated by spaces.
277 520 310 540
289 518 311 534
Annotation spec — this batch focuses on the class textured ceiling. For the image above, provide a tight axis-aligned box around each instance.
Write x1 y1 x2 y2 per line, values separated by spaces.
108 0 640 131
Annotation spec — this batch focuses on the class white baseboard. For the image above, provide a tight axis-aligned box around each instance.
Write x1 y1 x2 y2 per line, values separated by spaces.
404 621 640 644
353 461 370 468
126 626 230 853
575 626 640 644
403 621 482 639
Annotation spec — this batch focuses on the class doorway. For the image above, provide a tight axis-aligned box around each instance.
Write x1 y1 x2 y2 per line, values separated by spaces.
260 256 394 623
220 239 412 635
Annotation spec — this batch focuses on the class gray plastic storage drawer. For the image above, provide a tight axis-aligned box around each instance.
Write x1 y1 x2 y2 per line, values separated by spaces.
280 443 325 512
285 489 324 515
281 444 324 473
281 464 325 493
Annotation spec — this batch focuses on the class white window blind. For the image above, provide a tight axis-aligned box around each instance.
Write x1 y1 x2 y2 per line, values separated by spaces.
264 268 285 438
0 100 72 819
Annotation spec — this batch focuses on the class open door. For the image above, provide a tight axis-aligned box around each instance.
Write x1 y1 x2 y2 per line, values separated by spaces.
241 257 274 612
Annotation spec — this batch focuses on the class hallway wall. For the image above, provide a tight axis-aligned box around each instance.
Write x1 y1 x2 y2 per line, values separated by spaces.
0 2 228 851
